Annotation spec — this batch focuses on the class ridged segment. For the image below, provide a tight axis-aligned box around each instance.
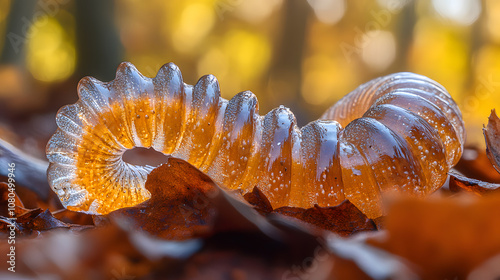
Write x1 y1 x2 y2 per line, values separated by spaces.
113 63 156 148
363 104 447 194
248 106 297 208
173 75 222 167
46 63 465 218
321 72 465 148
151 63 186 154
372 91 461 167
290 121 344 209
340 118 426 217
374 77 465 146
206 91 258 188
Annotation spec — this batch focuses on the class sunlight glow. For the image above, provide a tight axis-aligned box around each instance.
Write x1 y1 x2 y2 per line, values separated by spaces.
172 2 216 53
307 0 345 25
432 0 481 25
26 16 75 82
361 31 396 72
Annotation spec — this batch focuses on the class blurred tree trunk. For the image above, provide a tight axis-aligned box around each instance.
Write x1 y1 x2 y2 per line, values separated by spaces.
0 0 37 65
74 0 122 81
388 1 415 74
466 0 485 92
267 0 311 125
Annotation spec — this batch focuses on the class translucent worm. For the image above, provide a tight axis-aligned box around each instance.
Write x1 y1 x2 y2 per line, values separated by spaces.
46 62 465 218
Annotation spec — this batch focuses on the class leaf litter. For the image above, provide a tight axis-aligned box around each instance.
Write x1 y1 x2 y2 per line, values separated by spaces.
2 110 500 279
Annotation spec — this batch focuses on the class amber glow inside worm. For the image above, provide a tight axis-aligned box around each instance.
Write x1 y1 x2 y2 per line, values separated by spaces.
46 62 465 218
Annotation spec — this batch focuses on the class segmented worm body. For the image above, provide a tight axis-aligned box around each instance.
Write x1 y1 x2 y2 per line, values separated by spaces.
46 63 465 218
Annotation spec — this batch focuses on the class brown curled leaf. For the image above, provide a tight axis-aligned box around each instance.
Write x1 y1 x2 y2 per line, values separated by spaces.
0 181 91 236
449 171 500 195
106 157 281 240
368 194 500 280
274 201 377 237
243 186 376 236
0 208 70 235
0 183 91 236
22 209 71 232
243 186 274 214
105 158 219 240
484 109 500 174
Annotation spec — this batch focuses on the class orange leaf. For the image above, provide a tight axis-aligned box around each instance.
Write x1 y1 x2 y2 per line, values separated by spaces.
243 186 376 236
449 171 500 195
274 201 376 237
484 109 500 174
107 158 283 240
369 194 500 279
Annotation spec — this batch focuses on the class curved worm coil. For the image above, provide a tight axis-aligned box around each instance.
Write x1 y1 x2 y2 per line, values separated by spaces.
46 62 465 218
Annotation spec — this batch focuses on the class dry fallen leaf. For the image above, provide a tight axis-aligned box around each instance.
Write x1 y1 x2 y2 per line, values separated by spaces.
483 109 500 174
105 157 311 241
243 186 274 214
0 181 92 237
368 193 500 280
274 202 376 237
449 171 500 195
0 208 80 236
104 158 229 240
243 186 376 236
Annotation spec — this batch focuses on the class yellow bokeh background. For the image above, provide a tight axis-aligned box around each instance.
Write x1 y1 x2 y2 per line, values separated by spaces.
0 0 498 147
